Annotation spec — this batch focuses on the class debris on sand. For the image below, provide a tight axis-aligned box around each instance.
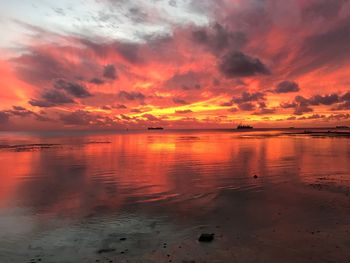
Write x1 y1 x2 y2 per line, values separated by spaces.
198 233 214 242
96 248 116 254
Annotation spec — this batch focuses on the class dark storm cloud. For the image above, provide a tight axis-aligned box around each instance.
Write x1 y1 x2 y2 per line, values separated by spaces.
287 113 350 122
291 20 350 77
293 96 314 115
11 40 103 88
219 51 270 78
309 94 339 105
302 0 345 20
90 78 105 85
232 91 265 104
222 91 265 110
280 102 297 109
297 114 325 120
238 102 255 111
281 91 350 114
327 113 350 120
334 92 350 109
103 64 117 80
168 0 177 7
54 79 92 98
192 23 246 54
8 106 34 117
333 101 350 110
294 105 313 115
274 81 300 93
280 95 313 115
34 114 52 122
116 42 141 64
165 71 203 91
60 111 92 125
6 106 52 122
341 91 350 101
118 91 145 101
0 111 10 125
109 33 180 66
29 90 75 107
60 110 115 126
101 104 127 110
80 39 109 57
12 51 67 85
254 108 276 115
80 39 144 65
12 106 26 111
41 89 74 104
29 99 55 108
333 91 350 110
253 102 276 115
128 7 148 23
172 98 188 105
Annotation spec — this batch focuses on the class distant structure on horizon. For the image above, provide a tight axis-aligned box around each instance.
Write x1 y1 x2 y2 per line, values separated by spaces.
336 125 349 129
147 127 164 130
236 124 253 130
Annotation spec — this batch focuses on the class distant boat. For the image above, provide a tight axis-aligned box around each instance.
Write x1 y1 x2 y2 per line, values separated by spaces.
237 124 253 130
147 127 164 130
336 125 349 129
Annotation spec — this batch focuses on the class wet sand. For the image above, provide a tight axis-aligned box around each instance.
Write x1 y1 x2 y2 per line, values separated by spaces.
0 130 349 262
2 180 349 263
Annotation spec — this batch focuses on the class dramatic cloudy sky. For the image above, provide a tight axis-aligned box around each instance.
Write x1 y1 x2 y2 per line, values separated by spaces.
1 0 350 130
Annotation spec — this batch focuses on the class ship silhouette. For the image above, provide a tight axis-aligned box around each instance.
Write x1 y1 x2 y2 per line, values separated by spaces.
147 127 164 130
236 124 253 130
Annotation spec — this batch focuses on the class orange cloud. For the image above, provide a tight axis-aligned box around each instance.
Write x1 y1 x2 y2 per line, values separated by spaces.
1 0 350 129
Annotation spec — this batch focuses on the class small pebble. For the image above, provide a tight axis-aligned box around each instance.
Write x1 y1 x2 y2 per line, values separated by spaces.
198 233 214 242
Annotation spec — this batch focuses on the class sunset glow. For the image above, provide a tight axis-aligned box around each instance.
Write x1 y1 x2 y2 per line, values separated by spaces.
1 0 350 130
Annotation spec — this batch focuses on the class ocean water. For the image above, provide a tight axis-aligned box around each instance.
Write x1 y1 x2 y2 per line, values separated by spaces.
0 129 349 262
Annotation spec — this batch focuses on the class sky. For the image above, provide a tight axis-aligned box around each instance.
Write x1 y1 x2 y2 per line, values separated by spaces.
0 0 350 130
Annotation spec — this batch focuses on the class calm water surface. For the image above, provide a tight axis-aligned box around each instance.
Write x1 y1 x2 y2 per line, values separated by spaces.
0 130 349 262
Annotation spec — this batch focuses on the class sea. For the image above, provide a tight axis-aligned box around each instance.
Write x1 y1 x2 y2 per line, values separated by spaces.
0 129 349 262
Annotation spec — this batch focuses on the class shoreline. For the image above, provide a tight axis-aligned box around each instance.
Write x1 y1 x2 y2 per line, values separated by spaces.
1 178 349 263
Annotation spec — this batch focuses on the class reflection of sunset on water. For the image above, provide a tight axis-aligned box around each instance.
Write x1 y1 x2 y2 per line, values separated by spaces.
1 131 349 216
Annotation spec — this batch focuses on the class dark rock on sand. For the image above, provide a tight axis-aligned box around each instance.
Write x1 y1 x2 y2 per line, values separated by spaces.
96 248 116 254
198 233 214 242
253 175 258 179
120 237 127 241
